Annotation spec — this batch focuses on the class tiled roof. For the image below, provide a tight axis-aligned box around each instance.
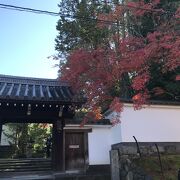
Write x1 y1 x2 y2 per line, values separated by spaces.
0 74 80 103
65 118 111 125
120 98 180 106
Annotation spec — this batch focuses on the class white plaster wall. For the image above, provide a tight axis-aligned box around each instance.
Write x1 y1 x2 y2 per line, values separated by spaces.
86 104 180 165
88 127 111 165
110 123 122 144
106 112 122 145
121 104 180 142
1 125 11 145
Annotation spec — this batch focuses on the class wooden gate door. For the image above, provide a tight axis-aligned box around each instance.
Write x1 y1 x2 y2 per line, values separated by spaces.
65 132 86 171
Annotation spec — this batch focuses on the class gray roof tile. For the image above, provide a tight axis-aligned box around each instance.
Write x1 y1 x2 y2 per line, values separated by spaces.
0 74 80 103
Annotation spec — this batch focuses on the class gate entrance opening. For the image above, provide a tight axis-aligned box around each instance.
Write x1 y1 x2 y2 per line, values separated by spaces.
0 75 86 171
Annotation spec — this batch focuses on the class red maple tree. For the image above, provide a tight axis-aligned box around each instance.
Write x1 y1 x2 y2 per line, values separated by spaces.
60 1 180 123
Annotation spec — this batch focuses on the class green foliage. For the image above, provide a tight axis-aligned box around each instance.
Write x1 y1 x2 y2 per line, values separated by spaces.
55 0 110 58
3 123 29 157
28 124 51 157
3 123 20 146
148 65 180 101
3 123 52 158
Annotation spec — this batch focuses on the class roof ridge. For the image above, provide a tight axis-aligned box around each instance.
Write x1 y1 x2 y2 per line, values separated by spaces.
0 74 57 81
0 74 69 86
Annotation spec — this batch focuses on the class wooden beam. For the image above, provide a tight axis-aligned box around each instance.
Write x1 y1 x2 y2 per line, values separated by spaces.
54 88 60 98
7 83 14 97
40 85 44 99
0 83 7 96
60 87 67 99
24 84 28 97
32 84 36 98
52 119 65 171
46 86 52 99
64 128 92 133
84 132 89 171
15 84 21 97
0 103 60 120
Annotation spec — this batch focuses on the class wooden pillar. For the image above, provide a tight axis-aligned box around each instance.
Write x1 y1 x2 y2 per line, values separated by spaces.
52 118 65 171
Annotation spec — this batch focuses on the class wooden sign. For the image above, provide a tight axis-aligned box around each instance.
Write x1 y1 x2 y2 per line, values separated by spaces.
69 145 80 149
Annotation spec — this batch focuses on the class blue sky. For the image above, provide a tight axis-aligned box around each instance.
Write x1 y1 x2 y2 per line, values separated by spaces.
0 0 60 79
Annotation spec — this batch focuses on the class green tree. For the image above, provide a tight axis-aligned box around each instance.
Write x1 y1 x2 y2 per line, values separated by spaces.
3 123 52 158
3 123 29 158
55 0 111 59
28 124 52 157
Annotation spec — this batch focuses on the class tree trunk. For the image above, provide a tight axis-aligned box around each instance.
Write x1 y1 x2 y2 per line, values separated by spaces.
120 73 133 99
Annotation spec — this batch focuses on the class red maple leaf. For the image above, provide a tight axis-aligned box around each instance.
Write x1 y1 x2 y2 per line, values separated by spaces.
176 75 180 81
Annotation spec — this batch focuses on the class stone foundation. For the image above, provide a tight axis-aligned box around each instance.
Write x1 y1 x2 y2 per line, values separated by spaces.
110 142 180 180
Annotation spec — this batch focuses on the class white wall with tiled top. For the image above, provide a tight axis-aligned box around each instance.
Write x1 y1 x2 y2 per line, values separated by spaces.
120 104 180 142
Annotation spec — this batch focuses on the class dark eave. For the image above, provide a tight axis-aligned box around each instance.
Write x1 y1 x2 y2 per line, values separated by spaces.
0 74 82 104
65 118 111 125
